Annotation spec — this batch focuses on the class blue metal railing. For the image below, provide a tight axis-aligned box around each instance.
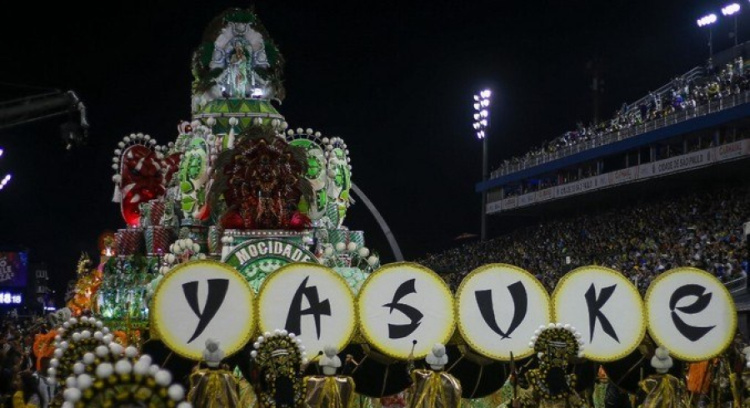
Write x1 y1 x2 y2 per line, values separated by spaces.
488 91 750 180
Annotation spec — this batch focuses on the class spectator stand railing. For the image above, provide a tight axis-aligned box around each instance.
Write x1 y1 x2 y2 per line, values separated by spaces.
491 90 750 178
725 273 748 294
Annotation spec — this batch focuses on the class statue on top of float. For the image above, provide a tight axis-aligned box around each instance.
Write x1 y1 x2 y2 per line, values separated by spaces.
65 253 103 316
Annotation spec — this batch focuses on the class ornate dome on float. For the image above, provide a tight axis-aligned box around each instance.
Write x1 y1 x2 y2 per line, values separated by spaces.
191 8 286 133
104 6 365 315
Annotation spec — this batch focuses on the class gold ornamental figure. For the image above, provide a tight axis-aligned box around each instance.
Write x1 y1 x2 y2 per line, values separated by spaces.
407 343 462 408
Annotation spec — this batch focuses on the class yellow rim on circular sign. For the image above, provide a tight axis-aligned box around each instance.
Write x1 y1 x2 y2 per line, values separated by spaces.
645 267 737 362
455 263 551 361
551 265 646 362
151 260 256 361
256 262 357 353
356 262 455 360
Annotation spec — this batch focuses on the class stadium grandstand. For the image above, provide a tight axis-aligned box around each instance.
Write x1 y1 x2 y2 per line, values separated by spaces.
422 43 750 335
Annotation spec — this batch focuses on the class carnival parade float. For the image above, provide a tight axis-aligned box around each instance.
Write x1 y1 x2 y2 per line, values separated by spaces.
52 8 742 408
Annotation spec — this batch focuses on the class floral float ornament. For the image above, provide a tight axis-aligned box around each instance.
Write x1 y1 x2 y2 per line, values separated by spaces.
66 253 103 317
324 136 352 228
285 128 330 222
251 329 307 408
33 330 58 371
165 238 207 266
213 128 312 230
111 133 165 227
517 323 586 407
147 238 207 300
60 349 190 408
320 242 379 272
176 121 216 224
48 316 112 385
64 254 102 316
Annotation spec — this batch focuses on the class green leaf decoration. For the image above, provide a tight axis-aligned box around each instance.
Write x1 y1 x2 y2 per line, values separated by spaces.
180 181 194 194
181 196 196 212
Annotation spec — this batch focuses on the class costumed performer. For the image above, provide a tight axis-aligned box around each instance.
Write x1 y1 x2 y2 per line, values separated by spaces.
637 346 688 408
406 343 461 408
251 330 308 408
517 323 587 408
187 338 241 407
304 345 355 408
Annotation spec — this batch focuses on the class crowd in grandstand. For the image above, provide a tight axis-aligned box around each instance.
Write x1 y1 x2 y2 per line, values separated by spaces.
0 314 53 408
420 184 750 293
496 57 750 175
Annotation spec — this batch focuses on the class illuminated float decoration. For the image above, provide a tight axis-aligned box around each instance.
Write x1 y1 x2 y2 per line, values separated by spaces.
59 7 738 407
97 8 375 330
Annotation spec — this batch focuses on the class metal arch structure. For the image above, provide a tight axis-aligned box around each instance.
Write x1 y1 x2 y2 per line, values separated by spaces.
350 182 404 261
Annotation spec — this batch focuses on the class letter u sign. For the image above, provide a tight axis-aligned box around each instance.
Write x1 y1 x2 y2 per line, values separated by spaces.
455 264 551 361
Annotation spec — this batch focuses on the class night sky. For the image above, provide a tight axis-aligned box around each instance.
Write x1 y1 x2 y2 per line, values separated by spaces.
0 0 741 297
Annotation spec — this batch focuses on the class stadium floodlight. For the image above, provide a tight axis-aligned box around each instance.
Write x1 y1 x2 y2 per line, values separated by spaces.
472 90 492 140
722 4 742 45
0 148 3 158
697 13 718 27
0 174 11 191
696 13 718 64
472 88 493 242
722 3 740 15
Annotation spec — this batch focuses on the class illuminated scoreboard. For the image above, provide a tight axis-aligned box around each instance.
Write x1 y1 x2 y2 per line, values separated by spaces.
0 291 22 305
0 251 28 307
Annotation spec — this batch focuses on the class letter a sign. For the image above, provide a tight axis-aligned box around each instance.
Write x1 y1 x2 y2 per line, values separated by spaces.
552 266 646 362
646 267 736 361
257 263 356 358
456 264 551 360
152 260 256 360
357 263 455 359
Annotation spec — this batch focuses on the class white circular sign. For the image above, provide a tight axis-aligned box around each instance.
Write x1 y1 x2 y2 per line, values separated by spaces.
553 266 645 362
646 267 736 361
152 260 255 360
258 263 355 358
456 264 551 360
357 263 455 359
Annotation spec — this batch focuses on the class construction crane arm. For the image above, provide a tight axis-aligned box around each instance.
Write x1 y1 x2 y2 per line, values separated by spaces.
0 90 89 145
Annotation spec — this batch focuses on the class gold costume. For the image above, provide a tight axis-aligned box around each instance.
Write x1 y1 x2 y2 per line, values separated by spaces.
238 375 259 408
188 368 241 408
407 369 462 408
304 376 355 408
517 369 586 408
638 374 688 408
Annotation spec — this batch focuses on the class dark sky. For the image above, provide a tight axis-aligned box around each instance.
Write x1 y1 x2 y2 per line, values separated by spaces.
0 0 740 293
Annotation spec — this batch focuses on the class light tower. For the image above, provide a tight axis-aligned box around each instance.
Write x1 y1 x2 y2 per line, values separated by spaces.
697 13 718 70
472 89 491 241
721 3 741 46
0 148 8 191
